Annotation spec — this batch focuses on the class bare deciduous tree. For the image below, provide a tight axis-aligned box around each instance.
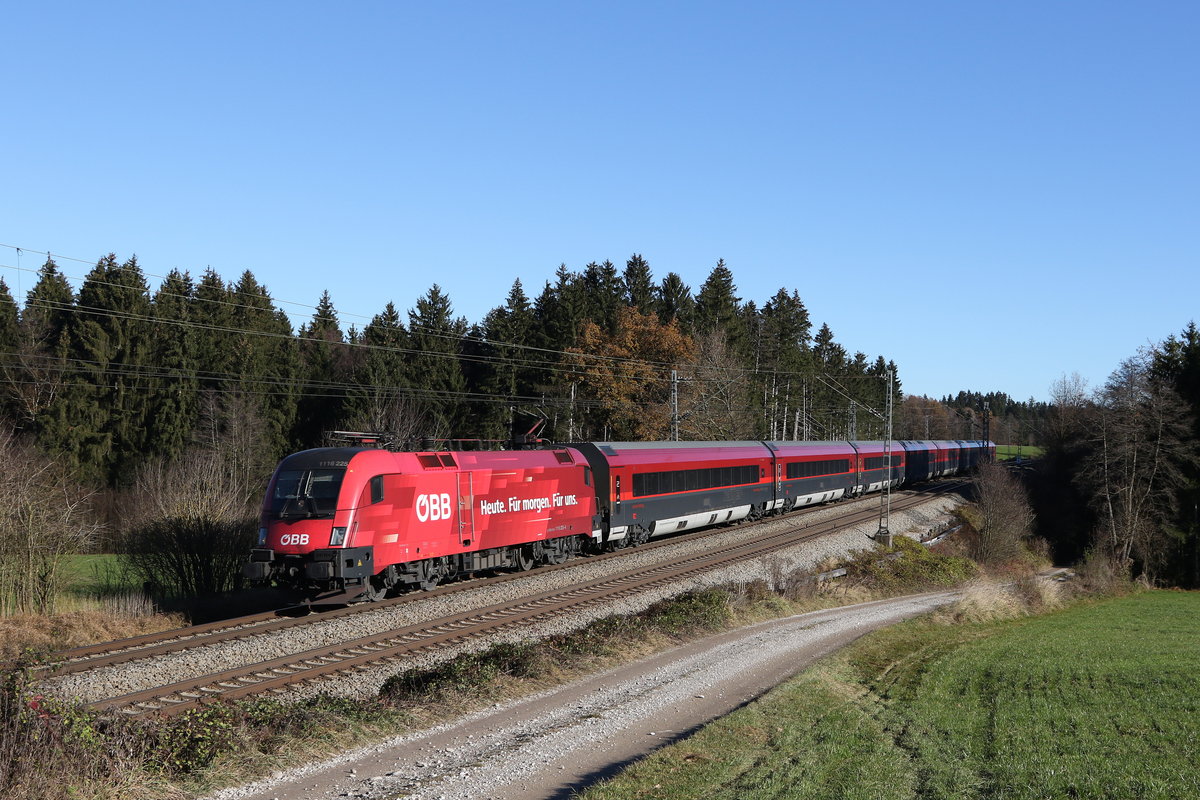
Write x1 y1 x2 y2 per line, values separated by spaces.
1081 353 1194 579
1047 371 1091 447
971 460 1035 565
0 340 67 429
0 432 100 614
340 393 441 446
679 330 757 440
193 390 278 495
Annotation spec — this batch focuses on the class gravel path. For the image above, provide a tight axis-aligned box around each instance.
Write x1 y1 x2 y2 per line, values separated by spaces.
49 493 961 707
205 589 960 800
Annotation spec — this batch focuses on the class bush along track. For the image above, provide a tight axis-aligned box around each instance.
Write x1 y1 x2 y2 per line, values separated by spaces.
580 589 1200 800
0 537 977 800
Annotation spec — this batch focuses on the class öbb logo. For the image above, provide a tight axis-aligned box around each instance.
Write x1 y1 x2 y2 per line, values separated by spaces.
415 493 453 523
279 533 310 546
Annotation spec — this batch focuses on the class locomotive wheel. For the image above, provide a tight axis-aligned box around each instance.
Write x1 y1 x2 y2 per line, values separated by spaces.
543 538 571 565
418 560 440 591
514 545 536 571
362 576 386 602
415 561 448 592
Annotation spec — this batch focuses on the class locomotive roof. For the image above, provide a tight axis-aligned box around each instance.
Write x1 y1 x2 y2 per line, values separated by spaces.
278 447 367 468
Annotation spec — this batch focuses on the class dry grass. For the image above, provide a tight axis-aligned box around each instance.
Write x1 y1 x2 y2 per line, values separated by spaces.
0 609 184 661
932 576 1066 625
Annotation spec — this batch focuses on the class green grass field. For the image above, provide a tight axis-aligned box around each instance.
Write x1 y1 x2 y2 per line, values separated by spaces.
59 553 139 597
581 591 1200 800
995 444 1043 461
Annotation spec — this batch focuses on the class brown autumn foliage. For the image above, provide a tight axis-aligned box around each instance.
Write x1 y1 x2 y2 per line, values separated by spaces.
567 307 695 440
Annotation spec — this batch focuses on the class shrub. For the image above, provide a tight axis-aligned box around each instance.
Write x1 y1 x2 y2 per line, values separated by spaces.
641 588 732 635
381 641 551 704
146 704 242 775
122 516 257 598
844 536 979 592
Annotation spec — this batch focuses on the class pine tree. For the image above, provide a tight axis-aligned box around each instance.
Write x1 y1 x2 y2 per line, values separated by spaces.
656 272 695 331
146 269 200 461
294 290 348 446
474 280 537 438
867 355 892 413
760 288 812 375
408 284 468 439
535 264 588 350
622 254 655 314
806 322 849 437
581 260 624 333
227 271 298 462
7 259 75 430
0 278 20 351
887 359 902 398
0 279 20 424
40 254 153 484
191 269 234 392
812 322 846 370
530 267 590 416
694 259 744 350
21 258 74 354
345 301 415 436
1152 321 1200 586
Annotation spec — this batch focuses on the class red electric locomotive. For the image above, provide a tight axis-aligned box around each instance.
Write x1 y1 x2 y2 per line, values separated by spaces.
245 443 597 600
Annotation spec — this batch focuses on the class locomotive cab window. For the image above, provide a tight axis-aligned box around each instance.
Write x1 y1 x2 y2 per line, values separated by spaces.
370 475 385 504
269 468 345 519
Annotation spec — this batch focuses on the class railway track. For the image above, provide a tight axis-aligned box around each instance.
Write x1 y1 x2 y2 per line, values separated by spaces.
43 483 962 717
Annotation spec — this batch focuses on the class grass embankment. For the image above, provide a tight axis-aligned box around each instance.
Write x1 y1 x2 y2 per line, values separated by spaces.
0 537 976 800
581 590 1200 800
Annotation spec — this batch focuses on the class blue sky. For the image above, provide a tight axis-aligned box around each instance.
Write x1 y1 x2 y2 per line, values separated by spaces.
2 1 1196 404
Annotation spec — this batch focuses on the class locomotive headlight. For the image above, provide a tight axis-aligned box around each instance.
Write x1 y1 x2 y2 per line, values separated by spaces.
257 527 268 546
329 526 348 546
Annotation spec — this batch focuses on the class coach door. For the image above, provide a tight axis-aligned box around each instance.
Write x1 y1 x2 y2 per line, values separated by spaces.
456 471 475 547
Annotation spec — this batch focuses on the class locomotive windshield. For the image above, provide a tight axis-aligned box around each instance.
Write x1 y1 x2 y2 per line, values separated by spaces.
268 468 345 519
